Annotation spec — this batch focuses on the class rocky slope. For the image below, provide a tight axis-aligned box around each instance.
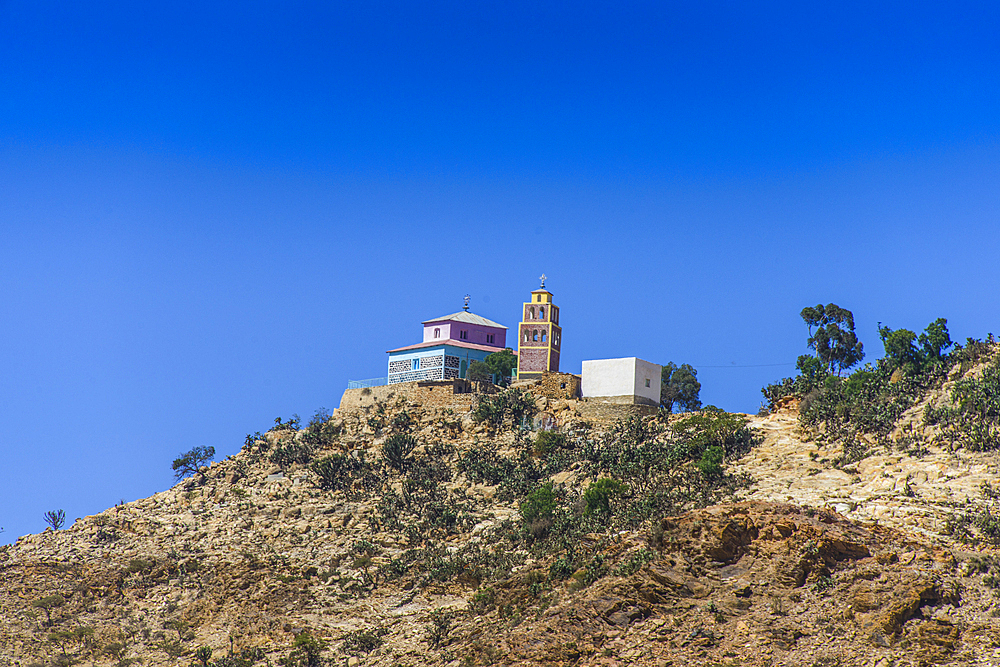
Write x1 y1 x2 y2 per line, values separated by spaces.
4 375 1000 667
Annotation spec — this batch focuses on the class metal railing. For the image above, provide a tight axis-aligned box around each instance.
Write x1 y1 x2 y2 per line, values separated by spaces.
347 377 388 389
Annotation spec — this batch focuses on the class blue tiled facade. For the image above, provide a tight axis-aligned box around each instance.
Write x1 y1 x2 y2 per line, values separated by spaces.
387 344 494 385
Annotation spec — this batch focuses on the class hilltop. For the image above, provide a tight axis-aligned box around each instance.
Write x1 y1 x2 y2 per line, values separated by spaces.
3 345 1000 667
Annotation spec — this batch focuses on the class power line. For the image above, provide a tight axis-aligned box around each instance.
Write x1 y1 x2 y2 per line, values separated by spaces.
692 362 796 369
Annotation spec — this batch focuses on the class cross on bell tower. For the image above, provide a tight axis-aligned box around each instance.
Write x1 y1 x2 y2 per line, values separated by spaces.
516 276 561 380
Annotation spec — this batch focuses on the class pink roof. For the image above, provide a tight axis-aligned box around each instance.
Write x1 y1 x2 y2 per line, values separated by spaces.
387 340 504 354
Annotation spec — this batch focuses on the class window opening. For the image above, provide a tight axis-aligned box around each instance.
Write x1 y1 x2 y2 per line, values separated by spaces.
434 328 440 338
541 331 547 342
645 379 651 388
539 307 544 319
532 330 538 342
412 358 421 371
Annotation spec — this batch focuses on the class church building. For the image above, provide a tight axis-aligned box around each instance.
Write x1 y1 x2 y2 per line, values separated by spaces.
516 276 562 380
386 299 507 384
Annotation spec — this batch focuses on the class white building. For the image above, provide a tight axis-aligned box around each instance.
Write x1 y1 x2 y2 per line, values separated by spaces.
581 357 661 406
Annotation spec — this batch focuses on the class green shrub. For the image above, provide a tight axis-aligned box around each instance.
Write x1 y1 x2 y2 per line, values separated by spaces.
583 478 624 515
696 446 724 477
270 415 300 432
194 646 213 667
612 548 656 576
270 441 315 469
579 413 758 528
520 482 556 525
457 445 505 485
283 632 326 667
472 387 537 430
390 410 414 431
549 554 575 580
470 586 497 613
534 430 566 455
352 539 380 556
671 408 762 461
426 609 454 648
382 433 417 471
310 454 366 492
32 594 65 626
300 409 340 449
342 627 387 654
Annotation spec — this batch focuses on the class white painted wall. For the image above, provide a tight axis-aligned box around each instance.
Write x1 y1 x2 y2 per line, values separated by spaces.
423 322 452 342
581 357 661 405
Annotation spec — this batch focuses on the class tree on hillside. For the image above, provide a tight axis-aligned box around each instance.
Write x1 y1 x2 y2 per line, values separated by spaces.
878 318 953 374
919 317 953 363
484 348 518 386
172 446 215 480
43 509 65 531
661 362 701 413
800 303 864 375
466 360 492 383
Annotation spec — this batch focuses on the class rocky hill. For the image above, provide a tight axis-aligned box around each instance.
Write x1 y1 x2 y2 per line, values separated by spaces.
4 350 1000 667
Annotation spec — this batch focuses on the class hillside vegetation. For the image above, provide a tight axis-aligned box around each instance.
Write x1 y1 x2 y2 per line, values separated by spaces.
3 336 1000 667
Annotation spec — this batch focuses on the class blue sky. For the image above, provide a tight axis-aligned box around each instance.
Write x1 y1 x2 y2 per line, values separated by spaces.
2 1 998 543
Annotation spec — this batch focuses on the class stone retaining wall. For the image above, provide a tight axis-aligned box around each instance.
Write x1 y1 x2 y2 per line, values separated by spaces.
338 379 488 413
537 371 582 400
574 399 659 426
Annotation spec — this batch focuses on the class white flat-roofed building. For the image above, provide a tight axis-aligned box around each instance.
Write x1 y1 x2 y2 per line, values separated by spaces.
581 357 661 406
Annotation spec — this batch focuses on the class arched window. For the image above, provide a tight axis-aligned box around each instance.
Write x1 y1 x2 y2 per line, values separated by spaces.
528 306 535 319
523 330 529 343
434 328 440 338
532 330 538 342
539 307 544 319
541 331 547 342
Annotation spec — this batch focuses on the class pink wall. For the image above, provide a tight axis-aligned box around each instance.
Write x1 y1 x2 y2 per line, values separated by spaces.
423 321 506 348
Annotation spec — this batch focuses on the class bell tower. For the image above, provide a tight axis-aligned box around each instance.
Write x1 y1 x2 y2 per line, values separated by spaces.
516 274 562 380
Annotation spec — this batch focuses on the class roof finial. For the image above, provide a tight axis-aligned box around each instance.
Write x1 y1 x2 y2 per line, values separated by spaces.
539 273 547 289
463 294 471 311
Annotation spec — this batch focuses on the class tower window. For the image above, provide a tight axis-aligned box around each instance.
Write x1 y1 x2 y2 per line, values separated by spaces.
533 330 538 342
539 307 544 319
541 331 547 342
523 330 529 343
528 306 535 319
434 328 440 338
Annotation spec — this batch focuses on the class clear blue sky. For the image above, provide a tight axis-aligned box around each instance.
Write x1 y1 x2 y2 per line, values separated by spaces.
2 1 998 543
